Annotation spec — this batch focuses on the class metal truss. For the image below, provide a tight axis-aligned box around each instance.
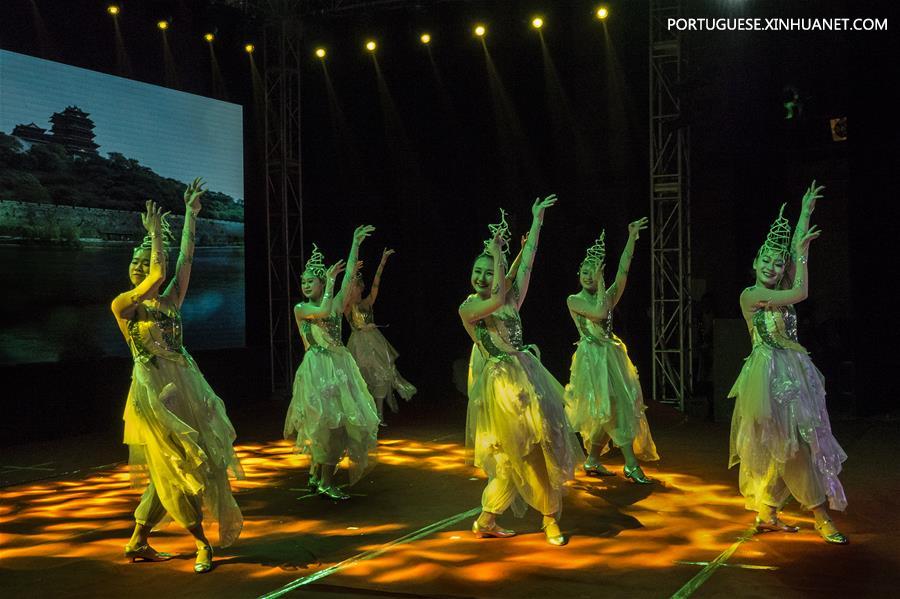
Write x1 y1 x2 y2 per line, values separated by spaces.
649 0 692 410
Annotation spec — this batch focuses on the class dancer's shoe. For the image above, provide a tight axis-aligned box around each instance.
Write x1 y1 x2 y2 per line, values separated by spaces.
623 464 653 484
471 520 516 539
815 519 849 544
542 520 567 546
754 515 799 534
584 458 614 477
124 543 173 562
318 485 350 500
194 545 213 573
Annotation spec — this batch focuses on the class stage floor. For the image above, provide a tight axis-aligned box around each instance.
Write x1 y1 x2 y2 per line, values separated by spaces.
2 403 899 598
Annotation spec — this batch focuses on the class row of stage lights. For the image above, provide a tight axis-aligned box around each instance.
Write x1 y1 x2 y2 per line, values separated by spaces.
105 4 610 58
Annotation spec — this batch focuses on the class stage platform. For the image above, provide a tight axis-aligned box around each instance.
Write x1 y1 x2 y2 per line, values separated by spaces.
2 402 898 598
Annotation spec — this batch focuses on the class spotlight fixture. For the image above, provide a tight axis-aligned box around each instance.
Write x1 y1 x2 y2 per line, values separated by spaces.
315 47 326 58
107 5 120 16
596 6 609 20
204 32 215 43
244 43 255 54
474 24 486 37
365 40 377 52
420 33 431 45
157 20 169 31
532 17 544 29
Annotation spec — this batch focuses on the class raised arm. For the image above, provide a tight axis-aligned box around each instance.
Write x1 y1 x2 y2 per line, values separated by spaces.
295 261 346 320
607 217 648 309
505 233 527 290
337 225 375 313
162 177 204 309
791 181 823 248
742 226 821 310
364 247 394 307
514 194 557 307
459 234 509 324
111 201 167 325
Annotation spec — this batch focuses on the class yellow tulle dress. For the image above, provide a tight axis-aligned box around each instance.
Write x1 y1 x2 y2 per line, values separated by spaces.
122 300 244 547
346 303 416 415
464 295 580 517
284 311 380 485
564 313 659 461
728 305 847 512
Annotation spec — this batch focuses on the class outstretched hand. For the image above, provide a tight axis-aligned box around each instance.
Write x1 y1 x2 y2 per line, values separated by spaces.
381 248 395 263
486 231 506 257
353 225 376 245
532 194 558 219
184 177 206 215
628 217 649 240
326 260 346 281
141 200 168 234
801 180 825 213
793 224 822 255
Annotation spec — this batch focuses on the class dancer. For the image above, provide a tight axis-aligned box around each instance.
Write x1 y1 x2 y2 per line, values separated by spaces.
284 227 381 500
345 248 417 424
460 197 579 546
564 219 659 483
728 181 848 544
111 180 243 574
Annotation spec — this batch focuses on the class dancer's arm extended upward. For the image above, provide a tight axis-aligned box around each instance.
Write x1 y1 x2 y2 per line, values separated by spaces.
514 194 558 308
607 217 648 309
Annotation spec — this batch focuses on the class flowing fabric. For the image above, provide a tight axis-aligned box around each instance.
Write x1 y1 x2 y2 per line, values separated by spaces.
464 294 580 517
728 305 847 512
564 313 658 461
346 303 416 413
122 301 243 547
284 311 379 485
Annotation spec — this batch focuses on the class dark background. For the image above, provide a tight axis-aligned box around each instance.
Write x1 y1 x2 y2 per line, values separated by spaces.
1 0 896 445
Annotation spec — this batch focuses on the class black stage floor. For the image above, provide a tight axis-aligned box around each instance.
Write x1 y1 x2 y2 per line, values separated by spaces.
2 401 899 598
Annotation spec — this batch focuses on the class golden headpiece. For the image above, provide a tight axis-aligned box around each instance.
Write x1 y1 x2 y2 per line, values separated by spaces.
304 243 327 278
760 203 793 260
581 230 606 268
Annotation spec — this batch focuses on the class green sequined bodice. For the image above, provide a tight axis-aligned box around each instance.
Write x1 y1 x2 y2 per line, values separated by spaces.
750 305 805 353
127 302 185 365
300 311 343 350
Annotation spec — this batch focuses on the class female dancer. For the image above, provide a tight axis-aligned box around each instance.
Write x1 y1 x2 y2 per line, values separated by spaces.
564 219 659 483
284 226 381 500
728 182 848 543
460 196 579 546
345 248 416 424
111 180 243 573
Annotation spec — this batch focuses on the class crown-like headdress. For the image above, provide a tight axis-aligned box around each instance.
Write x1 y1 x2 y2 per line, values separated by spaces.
134 212 174 257
304 243 327 278
482 208 511 256
581 230 606 268
760 203 793 260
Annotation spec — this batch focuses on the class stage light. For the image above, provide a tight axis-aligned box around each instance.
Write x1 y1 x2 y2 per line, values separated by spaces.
244 43 255 54
474 24 486 37
596 6 609 20
420 33 431 45
157 20 169 31
315 47 326 58
532 17 544 29
107 5 119 16
204 32 215 43
365 40 377 52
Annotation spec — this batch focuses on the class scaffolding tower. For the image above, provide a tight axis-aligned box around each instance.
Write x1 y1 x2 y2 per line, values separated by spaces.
649 0 692 410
